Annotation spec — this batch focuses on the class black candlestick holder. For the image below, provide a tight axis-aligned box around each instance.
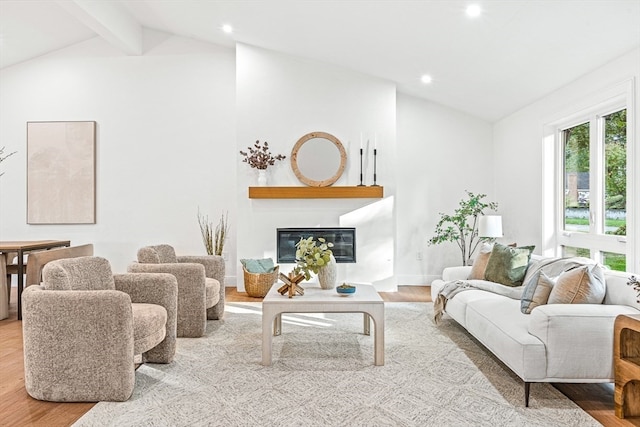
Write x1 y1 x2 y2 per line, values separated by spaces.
358 148 365 186
371 148 379 186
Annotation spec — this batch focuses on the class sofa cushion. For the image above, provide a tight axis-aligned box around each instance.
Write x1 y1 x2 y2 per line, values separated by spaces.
205 278 221 308
468 243 493 280
137 245 178 264
240 258 275 273
439 288 506 328
603 270 640 311
521 271 555 314
465 297 547 380
547 264 605 304
42 256 116 291
131 303 167 355
484 243 535 287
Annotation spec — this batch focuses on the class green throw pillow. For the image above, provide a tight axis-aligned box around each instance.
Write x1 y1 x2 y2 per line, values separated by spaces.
484 243 535 287
240 258 275 273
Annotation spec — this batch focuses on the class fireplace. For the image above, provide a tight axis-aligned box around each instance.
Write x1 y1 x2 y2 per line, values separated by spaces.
277 228 356 264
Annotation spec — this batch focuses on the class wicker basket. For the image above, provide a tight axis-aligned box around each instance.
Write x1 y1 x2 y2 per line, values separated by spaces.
243 265 279 298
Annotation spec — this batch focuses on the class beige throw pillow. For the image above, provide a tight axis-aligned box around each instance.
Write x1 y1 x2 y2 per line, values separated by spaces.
484 243 535 287
468 243 493 280
547 264 606 304
520 272 555 314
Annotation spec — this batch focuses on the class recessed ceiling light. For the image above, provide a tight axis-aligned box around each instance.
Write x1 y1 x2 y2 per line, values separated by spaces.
421 74 433 84
222 24 233 34
466 4 482 18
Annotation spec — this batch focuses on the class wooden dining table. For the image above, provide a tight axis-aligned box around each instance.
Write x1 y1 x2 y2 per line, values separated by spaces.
0 240 71 320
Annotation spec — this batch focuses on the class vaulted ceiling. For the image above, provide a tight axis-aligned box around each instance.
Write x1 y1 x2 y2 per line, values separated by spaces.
1 0 639 122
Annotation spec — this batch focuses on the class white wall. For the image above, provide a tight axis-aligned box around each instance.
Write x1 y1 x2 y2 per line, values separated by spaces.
0 30 237 275
396 94 494 284
493 47 640 272
236 44 398 291
0 31 513 287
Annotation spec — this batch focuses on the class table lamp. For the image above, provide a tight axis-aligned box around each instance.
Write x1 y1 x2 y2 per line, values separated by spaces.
479 215 503 239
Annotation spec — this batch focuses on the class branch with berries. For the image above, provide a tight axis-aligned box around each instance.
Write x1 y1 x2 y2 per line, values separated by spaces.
239 140 286 170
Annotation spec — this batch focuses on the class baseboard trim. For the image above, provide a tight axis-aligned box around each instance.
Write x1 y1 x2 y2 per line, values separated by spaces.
396 275 440 286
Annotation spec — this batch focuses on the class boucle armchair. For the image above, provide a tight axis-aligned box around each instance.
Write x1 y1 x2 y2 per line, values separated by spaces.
21 256 177 402
128 244 225 338
24 243 94 287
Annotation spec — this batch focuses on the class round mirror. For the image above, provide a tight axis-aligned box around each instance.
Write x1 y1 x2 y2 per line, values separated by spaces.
291 132 346 187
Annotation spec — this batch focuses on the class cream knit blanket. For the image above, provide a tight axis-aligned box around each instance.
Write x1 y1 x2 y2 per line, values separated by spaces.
433 279 524 324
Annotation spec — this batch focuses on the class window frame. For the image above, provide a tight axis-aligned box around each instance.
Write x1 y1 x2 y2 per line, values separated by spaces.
542 78 636 271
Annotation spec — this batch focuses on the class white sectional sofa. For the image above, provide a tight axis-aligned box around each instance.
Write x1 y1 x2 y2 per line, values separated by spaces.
430 255 640 406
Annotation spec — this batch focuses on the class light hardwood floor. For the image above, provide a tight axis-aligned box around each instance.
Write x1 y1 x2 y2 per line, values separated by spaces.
1 285 638 426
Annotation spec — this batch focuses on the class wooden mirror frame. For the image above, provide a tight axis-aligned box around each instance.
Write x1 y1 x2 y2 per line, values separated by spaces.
290 131 347 187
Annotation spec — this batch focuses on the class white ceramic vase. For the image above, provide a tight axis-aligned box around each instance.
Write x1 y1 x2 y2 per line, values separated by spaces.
317 255 337 289
257 169 268 186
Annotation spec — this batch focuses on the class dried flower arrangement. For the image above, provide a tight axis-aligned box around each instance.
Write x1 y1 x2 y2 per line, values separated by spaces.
198 210 229 256
239 140 286 170
214 211 229 256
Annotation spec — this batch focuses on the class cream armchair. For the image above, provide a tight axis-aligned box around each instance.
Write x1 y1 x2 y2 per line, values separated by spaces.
128 244 225 338
21 256 177 402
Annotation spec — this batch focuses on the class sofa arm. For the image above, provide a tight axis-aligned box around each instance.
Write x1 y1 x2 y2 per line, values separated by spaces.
442 266 472 281
128 262 207 337
177 255 225 284
114 272 178 363
128 262 206 293
21 285 135 402
528 304 640 380
178 255 226 320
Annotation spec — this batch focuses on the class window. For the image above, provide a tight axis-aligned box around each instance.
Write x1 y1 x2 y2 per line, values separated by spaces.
557 107 628 271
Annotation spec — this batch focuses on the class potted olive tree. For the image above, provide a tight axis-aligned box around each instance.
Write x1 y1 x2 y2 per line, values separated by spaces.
428 191 498 266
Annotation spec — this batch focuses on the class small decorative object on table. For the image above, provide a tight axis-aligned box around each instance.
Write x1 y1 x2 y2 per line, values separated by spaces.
278 272 305 298
293 236 336 289
336 283 356 296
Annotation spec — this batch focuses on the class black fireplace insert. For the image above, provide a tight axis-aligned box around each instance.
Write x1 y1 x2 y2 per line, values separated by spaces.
276 228 356 264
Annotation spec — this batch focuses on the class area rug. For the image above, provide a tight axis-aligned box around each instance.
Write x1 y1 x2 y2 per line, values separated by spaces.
73 302 599 427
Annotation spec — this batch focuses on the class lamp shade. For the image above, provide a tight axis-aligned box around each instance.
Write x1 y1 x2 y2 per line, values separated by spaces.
479 215 503 238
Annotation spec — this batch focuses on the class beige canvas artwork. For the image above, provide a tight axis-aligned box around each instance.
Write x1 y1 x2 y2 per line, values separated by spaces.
27 121 96 224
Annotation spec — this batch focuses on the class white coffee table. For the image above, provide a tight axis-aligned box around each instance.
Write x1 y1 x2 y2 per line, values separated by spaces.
261 283 384 366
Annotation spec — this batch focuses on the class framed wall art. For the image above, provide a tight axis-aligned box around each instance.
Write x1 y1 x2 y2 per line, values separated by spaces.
27 121 96 224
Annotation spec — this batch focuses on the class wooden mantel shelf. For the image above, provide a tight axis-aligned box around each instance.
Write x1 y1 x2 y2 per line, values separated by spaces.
248 186 384 199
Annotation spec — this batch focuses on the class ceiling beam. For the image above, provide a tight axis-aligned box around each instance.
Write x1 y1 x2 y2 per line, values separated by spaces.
56 0 142 55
